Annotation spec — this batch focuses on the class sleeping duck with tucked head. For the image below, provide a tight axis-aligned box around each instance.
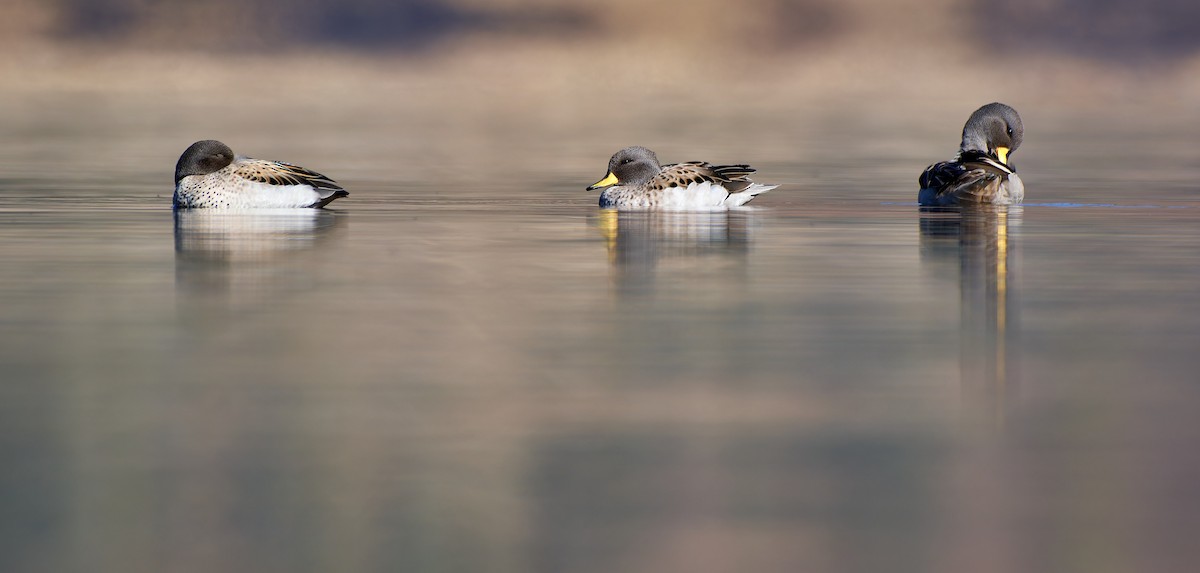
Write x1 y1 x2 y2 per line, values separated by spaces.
173 140 348 209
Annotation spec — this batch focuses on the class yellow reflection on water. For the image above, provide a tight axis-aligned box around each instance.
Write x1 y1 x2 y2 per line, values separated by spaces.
995 209 1008 431
920 206 1020 432
589 210 755 298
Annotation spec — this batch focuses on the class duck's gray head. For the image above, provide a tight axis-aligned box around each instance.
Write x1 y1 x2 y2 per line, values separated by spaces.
175 140 235 184
588 146 662 190
959 103 1023 166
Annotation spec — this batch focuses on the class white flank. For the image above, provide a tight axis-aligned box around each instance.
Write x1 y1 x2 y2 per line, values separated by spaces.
647 181 773 211
175 174 325 209
230 181 322 209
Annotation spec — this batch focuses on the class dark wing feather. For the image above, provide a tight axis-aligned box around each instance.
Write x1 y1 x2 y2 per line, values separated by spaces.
235 159 345 192
920 159 1007 205
919 160 967 191
654 162 757 194
942 169 1002 203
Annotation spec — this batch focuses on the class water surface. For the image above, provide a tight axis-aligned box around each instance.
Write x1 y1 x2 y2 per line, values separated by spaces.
2 100 1199 573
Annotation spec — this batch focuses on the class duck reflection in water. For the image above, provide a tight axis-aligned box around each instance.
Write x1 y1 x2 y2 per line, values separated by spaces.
920 205 1021 430
174 209 345 309
590 209 755 298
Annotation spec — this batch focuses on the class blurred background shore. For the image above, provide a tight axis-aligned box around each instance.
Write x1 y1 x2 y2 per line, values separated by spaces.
5 0 1200 110
4 0 1195 109
4 0 1199 197
7 0 1200 92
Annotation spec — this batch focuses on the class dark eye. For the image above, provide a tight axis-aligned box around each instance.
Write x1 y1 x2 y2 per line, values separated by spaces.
1006 127 1013 136
621 158 633 165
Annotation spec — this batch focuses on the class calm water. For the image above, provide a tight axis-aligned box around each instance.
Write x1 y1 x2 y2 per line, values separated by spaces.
2 98 1199 573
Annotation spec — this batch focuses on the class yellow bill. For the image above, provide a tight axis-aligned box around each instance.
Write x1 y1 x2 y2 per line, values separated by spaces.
587 172 619 190
995 146 1010 165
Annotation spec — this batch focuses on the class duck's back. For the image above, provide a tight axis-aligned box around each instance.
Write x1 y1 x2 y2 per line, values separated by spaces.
919 158 1023 206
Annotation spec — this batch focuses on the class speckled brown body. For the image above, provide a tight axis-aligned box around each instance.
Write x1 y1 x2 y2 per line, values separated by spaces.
173 140 347 209
589 147 777 210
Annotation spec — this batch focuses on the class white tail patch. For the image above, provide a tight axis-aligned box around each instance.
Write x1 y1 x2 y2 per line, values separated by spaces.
724 183 777 207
